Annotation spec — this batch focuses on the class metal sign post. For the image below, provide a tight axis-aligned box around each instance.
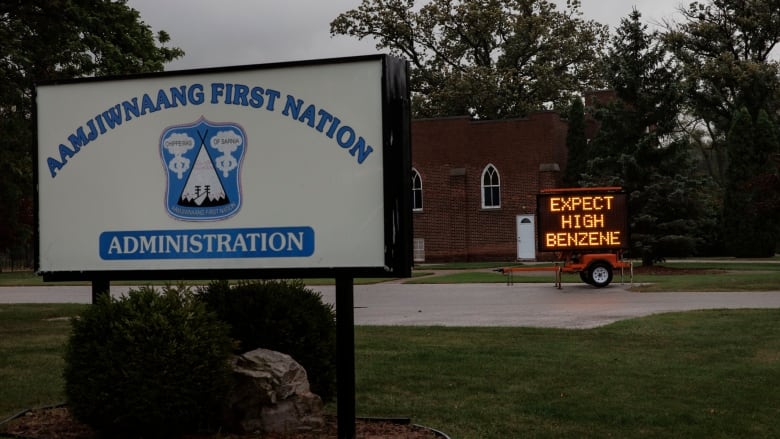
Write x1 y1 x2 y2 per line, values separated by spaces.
336 276 356 439
91 277 110 303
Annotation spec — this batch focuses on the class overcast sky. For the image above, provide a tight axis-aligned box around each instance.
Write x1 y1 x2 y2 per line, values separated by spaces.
127 0 687 72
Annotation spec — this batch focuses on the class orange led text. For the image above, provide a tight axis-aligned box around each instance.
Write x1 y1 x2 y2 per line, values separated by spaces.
549 195 614 212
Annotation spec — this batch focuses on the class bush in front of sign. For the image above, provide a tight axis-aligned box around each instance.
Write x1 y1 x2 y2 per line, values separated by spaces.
63 285 233 437
196 279 337 402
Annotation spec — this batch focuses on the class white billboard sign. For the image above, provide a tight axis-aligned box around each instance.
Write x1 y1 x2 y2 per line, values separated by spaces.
36 56 411 279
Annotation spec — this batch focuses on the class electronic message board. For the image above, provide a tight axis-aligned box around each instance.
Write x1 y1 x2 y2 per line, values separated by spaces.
35 55 412 281
537 188 628 252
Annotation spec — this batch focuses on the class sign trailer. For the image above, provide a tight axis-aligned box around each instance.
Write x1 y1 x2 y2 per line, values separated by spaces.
498 187 632 288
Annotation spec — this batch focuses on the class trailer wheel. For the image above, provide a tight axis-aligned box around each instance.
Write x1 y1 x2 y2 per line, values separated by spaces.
588 262 613 288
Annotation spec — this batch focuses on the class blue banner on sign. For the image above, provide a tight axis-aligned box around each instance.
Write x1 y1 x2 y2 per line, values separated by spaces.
99 227 314 260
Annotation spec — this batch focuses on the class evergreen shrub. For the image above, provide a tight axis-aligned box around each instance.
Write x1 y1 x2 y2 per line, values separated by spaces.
63 285 233 437
196 279 337 401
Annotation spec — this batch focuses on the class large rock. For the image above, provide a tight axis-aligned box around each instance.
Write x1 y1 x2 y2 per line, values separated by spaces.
224 348 325 435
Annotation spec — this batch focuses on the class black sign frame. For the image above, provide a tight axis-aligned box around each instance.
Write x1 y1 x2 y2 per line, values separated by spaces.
537 188 629 252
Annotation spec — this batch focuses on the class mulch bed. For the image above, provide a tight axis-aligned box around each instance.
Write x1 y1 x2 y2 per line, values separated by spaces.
1 406 444 439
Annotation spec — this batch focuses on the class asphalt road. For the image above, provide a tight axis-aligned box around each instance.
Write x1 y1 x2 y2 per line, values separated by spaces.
3 282 780 329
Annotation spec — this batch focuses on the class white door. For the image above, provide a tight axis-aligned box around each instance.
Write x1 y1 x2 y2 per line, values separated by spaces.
516 215 536 260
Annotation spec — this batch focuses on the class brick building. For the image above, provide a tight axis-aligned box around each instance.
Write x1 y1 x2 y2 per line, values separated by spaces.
411 112 568 262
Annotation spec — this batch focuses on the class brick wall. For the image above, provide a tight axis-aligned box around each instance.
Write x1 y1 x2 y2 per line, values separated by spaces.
411 112 568 262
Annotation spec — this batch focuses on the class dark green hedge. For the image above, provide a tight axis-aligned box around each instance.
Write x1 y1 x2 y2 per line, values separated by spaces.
64 286 233 437
196 279 337 402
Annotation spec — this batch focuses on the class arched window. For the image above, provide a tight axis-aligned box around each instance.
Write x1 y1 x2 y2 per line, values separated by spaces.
411 168 423 211
481 164 501 208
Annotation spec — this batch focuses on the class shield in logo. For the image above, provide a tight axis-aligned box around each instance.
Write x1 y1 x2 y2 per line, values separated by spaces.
160 118 246 221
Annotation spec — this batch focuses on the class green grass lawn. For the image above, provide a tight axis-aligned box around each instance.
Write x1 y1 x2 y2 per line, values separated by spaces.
354 310 780 437
3 304 780 437
0 304 87 420
631 271 780 292
4 259 778 291
404 260 780 291
0 271 394 287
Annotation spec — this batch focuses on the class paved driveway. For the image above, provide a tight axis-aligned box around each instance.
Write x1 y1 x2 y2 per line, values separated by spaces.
3 282 780 329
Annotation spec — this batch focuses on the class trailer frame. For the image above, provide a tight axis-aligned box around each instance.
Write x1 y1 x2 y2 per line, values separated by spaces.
497 251 633 288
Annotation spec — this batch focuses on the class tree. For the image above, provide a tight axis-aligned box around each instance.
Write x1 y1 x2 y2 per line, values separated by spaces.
330 0 608 119
563 96 587 186
0 0 183 262
583 10 718 265
749 110 780 255
751 154 780 233
664 0 780 185
722 108 780 257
